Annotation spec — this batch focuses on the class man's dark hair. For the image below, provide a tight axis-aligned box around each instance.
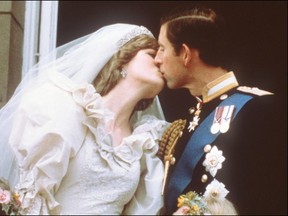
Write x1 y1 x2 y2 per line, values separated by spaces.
161 5 232 68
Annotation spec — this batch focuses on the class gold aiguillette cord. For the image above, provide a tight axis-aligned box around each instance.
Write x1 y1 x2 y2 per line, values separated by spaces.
157 119 187 195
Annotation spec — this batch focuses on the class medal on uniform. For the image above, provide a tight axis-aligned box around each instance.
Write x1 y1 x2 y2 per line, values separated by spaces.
188 96 203 132
219 105 235 133
210 106 223 134
210 122 220 134
211 105 235 134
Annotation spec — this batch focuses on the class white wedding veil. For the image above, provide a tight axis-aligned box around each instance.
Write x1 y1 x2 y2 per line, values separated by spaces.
0 23 165 188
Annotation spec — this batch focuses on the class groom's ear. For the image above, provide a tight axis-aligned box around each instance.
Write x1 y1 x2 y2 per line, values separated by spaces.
181 44 199 67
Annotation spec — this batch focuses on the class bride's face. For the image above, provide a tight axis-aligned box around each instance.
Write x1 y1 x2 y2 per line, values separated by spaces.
126 48 165 96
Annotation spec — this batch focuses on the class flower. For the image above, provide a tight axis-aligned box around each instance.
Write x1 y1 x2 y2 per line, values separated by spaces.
203 179 229 201
175 179 231 215
0 187 22 215
0 189 11 204
202 145 225 177
176 191 207 215
177 195 186 207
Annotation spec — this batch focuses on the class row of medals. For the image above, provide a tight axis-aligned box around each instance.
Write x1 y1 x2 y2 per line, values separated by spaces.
188 95 234 134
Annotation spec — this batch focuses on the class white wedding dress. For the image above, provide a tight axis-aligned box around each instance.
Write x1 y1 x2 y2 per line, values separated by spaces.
9 71 168 215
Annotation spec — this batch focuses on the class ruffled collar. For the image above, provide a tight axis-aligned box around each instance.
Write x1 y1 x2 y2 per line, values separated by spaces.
49 71 163 170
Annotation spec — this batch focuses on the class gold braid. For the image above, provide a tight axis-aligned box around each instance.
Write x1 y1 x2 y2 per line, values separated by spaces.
157 119 187 195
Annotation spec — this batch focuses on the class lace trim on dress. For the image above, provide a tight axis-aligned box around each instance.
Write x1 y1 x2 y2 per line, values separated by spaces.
133 114 168 140
78 134 140 214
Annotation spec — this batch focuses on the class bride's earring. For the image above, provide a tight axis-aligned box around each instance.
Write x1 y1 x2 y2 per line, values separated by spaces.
120 68 127 78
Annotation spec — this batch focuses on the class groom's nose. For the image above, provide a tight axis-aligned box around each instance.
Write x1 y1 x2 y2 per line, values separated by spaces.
154 51 162 65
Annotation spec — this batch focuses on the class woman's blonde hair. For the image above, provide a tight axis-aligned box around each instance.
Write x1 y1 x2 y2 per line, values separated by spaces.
93 34 159 111
205 198 238 215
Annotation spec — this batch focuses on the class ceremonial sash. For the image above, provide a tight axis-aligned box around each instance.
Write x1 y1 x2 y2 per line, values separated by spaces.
165 92 254 214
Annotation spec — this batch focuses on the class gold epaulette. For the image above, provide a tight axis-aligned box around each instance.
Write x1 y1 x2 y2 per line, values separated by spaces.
157 119 187 195
237 86 274 96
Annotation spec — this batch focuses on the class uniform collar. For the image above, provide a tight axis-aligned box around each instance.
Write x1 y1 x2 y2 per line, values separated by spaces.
202 72 239 103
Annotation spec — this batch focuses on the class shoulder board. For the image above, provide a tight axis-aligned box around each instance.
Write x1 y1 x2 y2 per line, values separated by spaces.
237 86 274 96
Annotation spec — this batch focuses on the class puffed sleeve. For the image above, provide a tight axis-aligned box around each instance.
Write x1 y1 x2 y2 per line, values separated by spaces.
9 82 87 214
123 115 170 215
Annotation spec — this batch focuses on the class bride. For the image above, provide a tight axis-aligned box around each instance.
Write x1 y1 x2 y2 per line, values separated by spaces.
0 23 169 215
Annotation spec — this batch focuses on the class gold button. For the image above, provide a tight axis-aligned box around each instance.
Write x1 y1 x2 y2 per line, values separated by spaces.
212 190 218 197
201 174 208 183
220 94 228 100
204 144 212 153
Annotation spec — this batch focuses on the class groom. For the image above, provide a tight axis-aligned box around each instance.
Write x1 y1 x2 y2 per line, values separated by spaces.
154 5 286 215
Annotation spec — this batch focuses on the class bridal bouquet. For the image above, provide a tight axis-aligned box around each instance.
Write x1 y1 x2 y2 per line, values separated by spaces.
176 191 208 215
0 186 22 215
174 179 237 215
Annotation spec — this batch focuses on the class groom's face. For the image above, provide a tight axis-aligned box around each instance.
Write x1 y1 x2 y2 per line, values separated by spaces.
155 24 186 89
